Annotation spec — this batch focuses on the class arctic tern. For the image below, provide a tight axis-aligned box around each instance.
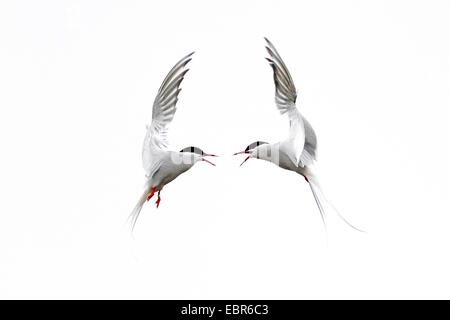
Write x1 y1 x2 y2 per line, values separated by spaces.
234 38 362 232
129 52 217 231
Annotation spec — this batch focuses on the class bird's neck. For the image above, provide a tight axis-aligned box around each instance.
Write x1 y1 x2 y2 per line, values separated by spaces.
256 143 281 164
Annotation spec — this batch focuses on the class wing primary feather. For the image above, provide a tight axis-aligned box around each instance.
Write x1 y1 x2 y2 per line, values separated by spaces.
264 40 298 114
265 47 292 83
158 52 194 92
159 69 189 102
264 38 305 166
142 51 194 171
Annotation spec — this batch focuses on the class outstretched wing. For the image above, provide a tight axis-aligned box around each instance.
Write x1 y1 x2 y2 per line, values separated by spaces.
142 52 194 171
264 38 305 166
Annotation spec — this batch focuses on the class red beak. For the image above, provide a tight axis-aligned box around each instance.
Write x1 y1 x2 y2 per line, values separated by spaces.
233 150 248 156
240 155 251 166
201 158 216 166
203 153 218 157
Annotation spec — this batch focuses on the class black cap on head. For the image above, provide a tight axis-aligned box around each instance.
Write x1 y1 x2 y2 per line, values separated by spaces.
179 146 204 156
245 141 268 152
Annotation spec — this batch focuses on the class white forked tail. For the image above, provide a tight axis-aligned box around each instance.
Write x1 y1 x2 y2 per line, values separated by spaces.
304 170 365 233
127 184 152 232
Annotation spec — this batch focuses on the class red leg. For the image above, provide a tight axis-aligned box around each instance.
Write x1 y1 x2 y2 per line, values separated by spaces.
147 186 156 201
155 191 161 208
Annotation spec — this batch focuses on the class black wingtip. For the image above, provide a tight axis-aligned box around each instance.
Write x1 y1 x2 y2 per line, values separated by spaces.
180 68 190 77
264 37 274 48
185 52 195 64
181 58 193 70
181 52 195 64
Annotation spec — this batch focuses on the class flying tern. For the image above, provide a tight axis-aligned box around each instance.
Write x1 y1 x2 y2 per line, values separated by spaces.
234 38 362 232
129 52 217 231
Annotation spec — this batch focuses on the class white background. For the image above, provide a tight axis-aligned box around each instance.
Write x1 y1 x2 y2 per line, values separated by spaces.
0 0 449 299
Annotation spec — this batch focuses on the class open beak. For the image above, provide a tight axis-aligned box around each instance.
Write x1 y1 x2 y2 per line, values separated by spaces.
240 155 251 166
233 150 251 166
201 158 216 166
203 153 218 157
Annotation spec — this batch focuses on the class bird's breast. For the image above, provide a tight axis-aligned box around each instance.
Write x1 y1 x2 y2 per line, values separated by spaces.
152 160 193 189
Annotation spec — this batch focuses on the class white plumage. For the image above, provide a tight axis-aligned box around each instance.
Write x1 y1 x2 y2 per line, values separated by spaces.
129 52 217 231
235 38 362 232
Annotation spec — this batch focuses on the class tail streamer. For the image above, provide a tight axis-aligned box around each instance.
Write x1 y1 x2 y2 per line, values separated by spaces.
305 170 365 233
127 185 152 233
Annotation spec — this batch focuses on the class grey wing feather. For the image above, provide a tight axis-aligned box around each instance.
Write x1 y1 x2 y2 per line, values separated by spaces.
145 158 163 180
142 52 194 170
264 37 297 114
265 38 305 166
300 116 317 166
